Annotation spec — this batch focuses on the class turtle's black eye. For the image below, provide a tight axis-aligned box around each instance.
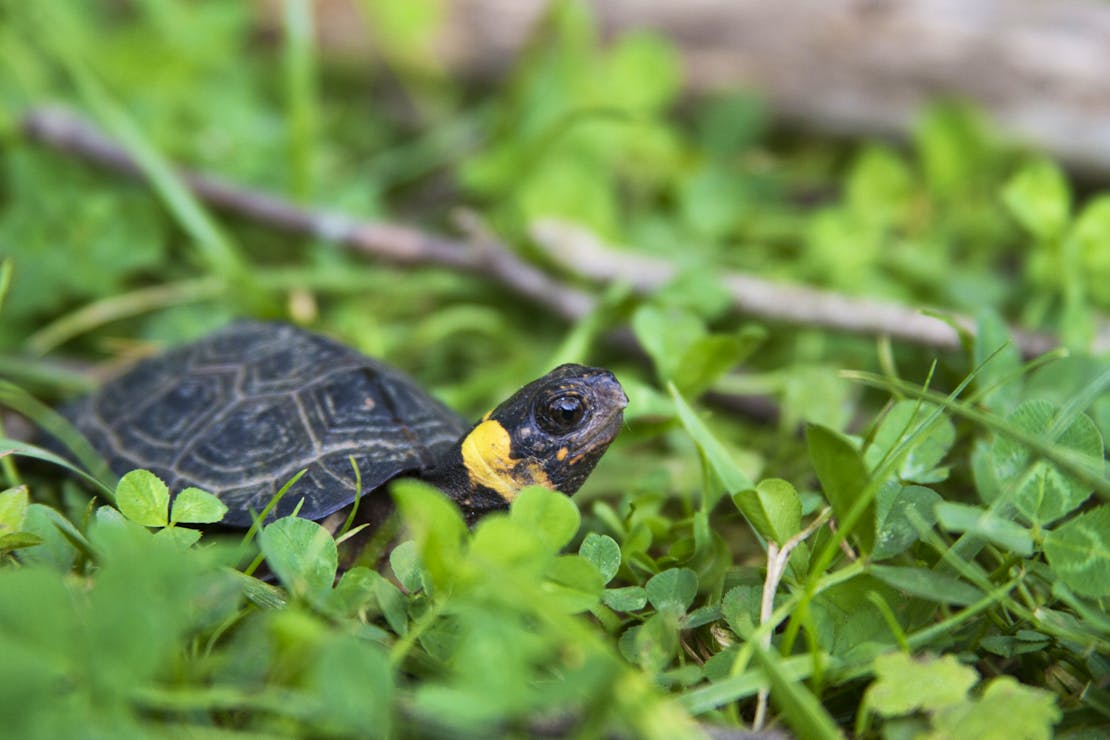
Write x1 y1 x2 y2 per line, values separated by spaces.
537 393 587 435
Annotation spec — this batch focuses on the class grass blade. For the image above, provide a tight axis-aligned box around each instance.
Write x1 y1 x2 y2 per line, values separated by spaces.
282 0 319 201
747 638 844 740
0 380 114 490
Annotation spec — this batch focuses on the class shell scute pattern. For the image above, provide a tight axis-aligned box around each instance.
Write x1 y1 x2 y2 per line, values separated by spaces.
67 322 469 526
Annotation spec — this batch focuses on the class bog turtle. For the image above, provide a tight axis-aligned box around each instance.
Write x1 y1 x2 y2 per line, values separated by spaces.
60 321 627 527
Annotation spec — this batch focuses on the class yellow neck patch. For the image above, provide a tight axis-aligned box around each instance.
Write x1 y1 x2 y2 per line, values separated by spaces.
461 419 553 502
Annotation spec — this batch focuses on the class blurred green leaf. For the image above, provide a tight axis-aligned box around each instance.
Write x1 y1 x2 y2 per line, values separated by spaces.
930 676 1060 740
781 365 853 431
373 571 410 635
389 540 423 593
806 423 876 554
914 103 998 199
805 207 881 290
846 145 913 228
307 636 394 735
653 267 733 321
469 515 549 573
1074 196 1110 304
579 532 621 583
0 149 165 326
991 400 1103 525
865 652 977 716
873 483 941 561
0 503 240 736
934 502 1034 556
645 567 698 613
866 401 955 485
0 485 29 535
869 565 983 606
326 566 376 619
392 480 466 593
510 485 580 552
720 584 761 635
669 383 755 499
359 0 445 66
153 525 202 548
544 554 605 613
603 586 648 612
747 635 843 740
973 310 1022 414
677 163 743 241
626 614 678 673
696 92 766 155
259 516 338 602
602 31 679 112
632 305 705 381
1043 506 1110 598
1002 159 1071 241
671 326 765 398
16 503 78 572
732 478 802 545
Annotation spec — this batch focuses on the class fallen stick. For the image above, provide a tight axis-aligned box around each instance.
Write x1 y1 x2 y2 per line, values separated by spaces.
291 0 1110 177
21 107 594 325
529 220 1073 357
22 107 1078 358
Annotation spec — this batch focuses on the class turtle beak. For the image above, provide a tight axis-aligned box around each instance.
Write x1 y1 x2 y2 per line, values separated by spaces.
596 369 628 411
586 369 627 439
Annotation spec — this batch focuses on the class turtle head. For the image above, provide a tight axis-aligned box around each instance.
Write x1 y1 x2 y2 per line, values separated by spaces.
433 364 627 516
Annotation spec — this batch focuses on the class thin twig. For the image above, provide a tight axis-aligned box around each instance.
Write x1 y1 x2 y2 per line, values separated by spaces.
27 277 224 356
21 107 594 323
530 220 1086 357
22 107 1086 358
753 508 833 731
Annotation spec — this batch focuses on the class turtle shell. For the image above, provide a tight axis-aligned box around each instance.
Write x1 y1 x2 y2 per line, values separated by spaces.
63 321 469 526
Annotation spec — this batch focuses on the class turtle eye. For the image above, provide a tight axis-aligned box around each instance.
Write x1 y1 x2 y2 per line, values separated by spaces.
537 393 587 435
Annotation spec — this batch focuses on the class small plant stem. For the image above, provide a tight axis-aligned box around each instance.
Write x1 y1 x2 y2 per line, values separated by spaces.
0 419 22 486
753 508 832 731
846 370 1110 501
866 591 910 651
27 277 224 355
337 456 363 538
243 551 267 578
389 598 446 667
0 356 93 394
282 0 318 201
905 577 1022 650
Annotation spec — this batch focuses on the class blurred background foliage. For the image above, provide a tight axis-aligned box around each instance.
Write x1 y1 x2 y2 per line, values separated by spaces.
4 0 1105 439
2 0 1110 737
5 1 1106 359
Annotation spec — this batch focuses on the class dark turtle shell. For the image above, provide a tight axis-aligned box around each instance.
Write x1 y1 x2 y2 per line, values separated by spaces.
63 321 468 526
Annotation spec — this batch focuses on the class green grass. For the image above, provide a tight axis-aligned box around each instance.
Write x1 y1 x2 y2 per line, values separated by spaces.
1 2 1109 737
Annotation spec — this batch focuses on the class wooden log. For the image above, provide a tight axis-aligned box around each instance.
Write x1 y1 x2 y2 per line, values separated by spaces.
272 0 1110 174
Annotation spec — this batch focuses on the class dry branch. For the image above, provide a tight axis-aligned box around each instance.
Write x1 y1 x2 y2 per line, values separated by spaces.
529 221 1071 357
21 107 1071 358
22 108 593 324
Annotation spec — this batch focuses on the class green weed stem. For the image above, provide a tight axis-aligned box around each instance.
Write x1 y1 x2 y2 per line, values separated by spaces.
282 0 318 201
